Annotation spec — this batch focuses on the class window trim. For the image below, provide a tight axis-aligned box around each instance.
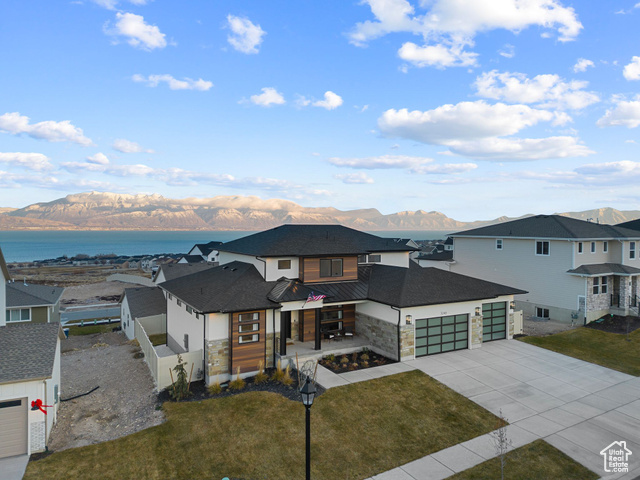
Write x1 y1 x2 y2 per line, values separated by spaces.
578 242 583 254
238 333 259 344
6 308 31 323
536 307 550 318
319 258 344 277
239 323 259 333
239 312 260 322
277 259 292 270
591 241 596 254
601 276 608 294
535 240 550 256
593 277 600 295
496 239 503 250
603 241 608 253
630 241 636 260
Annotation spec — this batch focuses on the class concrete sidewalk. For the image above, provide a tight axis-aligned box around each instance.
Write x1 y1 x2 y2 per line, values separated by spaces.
314 340 640 480
0 455 29 480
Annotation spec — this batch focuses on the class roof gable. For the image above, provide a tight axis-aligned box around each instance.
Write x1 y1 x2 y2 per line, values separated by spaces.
123 287 166 319
7 282 64 307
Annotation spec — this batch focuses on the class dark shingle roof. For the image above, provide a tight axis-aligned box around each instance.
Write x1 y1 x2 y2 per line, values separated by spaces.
617 218 640 232
451 215 640 240
217 224 418 257
0 323 63 385
567 263 640 276
160 261 280 313
416 251 454 261
366 263 527 308
123 287 166 319
180 255 207 264
7 282 64 308
191 241 223 256
156 263 216 282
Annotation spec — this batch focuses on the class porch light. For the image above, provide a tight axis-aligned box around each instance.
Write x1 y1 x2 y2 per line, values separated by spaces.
475 306 481 316
405 315 412 324
510 301 516 311
300 376 317 480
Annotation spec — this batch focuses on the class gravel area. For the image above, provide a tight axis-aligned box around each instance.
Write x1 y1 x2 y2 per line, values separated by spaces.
47 332 165 452
61 281 128 306
523 318 578 336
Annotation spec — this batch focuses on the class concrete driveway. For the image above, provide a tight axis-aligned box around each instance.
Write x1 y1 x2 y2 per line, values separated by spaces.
401 340 640 479
0 455 29 480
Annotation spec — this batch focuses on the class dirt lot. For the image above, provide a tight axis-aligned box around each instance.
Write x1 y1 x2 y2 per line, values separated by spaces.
523 318 578 336
48 332 165 452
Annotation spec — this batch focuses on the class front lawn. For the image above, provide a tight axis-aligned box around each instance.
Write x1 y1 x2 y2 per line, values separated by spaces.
65 322 120 336
519 327 640 376
450 439 599 480
25 370 499 480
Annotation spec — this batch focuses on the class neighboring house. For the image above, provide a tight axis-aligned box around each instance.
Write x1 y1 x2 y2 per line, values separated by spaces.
178 255 207 265
158 224 525 385
153 263 217 285
618 218 640 232
188 241 223 263
120 287 167 340
0 247 64 459
6 282 64 324
413 250 455 271
450 215 640 324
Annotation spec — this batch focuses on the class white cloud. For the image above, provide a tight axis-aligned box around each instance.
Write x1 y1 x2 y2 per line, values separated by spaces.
227 15 266 54
526 160 640 187
0 112 93 146
350 0 582 68
398 41 477 68
623 56 640 81
86 153 111 165
295 95 311 107
0 152 53 171
498 44 515 58
328 154 476 174
312 91 343 110
132 74 213 91
597 99 640 128
105 12 167 51
112 138 154 153
90 0 153 9
249 87 285 107
573 58 594 73
474 70 599 110
334 173 375 184
449 136 594 160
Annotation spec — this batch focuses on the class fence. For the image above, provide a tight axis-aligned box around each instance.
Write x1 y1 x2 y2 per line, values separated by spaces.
135 320 202 391
512 311 523 335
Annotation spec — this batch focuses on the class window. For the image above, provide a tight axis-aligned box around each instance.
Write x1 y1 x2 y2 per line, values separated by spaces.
593 277 600 294
183 334 189 351
278 259 291 270
604 241 608 253
186 306 193 314
601 276 608 294
168 293 173 300
631 242 636 259
368 254 381 263
591 242 596 253
536 307 550 318
239 334 259 344
320 258 343 277
239 312 260 322
357 254 367 263
496 239 503 250
177 299 182 307
239 323 259 333
536 241 550 256
578 242 583 254
6 308 30 323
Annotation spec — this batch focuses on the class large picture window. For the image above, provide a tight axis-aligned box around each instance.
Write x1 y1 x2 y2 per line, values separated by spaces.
319 258 343 277
6 308 30 323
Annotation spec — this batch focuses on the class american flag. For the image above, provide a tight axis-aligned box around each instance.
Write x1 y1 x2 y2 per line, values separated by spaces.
307 292 326 302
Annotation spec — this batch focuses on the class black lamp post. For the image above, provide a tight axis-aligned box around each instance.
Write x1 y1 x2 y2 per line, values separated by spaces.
300 376 316 480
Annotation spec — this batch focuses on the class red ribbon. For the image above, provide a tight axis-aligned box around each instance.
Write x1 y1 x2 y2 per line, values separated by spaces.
31 399 52 415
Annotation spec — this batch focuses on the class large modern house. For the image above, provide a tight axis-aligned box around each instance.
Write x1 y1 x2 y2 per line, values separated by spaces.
157 225 525 385
449 215 640 324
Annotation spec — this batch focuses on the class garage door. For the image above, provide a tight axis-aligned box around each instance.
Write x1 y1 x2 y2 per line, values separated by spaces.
0 398 27 459
415 314 468 357
482 302 507 342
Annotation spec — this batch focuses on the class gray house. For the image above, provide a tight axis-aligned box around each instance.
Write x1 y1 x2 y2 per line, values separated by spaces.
450 215 640 324
6 282 65 324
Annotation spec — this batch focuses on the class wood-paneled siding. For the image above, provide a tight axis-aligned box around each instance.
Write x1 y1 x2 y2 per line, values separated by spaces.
230 310 265 374
301 256 358 283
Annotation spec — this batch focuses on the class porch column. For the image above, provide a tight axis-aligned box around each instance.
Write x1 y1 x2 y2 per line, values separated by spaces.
280 311 289 355
314 308 321 351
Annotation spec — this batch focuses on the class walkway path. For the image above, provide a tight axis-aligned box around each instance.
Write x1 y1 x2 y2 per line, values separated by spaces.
315 340 640 480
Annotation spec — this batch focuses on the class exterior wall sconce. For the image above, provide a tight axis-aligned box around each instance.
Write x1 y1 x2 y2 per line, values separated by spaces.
475 306 481 316
510 301 516 310
405 315 412 324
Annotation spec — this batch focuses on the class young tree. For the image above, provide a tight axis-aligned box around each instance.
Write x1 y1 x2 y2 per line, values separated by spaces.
170 354 190 401
490 410 513 480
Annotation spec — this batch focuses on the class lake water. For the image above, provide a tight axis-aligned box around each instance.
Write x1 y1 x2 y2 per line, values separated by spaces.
0 230 449 263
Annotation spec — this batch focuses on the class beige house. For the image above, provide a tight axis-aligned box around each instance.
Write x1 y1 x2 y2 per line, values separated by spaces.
450 215 640 324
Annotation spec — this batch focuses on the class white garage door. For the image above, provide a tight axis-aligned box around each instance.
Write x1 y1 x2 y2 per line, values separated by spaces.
0 398 28 458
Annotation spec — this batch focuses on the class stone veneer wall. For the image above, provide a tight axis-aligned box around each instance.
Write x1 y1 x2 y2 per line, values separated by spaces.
470 315 483 349
356 312 399 360
587 276 614 312
508 313 514 339
31 420 46 453
265 333 275 368
206 338 229 380
400 324 414 361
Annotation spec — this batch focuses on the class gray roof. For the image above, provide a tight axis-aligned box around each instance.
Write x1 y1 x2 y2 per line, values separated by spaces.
192 241 223 256
156 263 216 282
123 287 166 319
7 282 64 308
567 263 640 276
180 255 206 264
0 323 64 385
217 224 418 257
617 218 640 232
451 215 640 240
160 261 280 313
416 251 454 261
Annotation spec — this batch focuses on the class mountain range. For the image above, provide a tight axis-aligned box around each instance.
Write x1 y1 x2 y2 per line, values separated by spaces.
0 192 638 232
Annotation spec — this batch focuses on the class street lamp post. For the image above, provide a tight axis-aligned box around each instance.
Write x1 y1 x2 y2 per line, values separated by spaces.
300 376 316 480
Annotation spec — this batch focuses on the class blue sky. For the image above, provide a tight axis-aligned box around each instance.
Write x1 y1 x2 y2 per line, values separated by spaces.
1 0 640 221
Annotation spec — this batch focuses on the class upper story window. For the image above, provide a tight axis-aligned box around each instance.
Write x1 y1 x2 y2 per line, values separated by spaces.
320 258 343 277
278 259 292 270
358 254 381 263
591 242 596 253
535 241 550 256
631 242 636 259
578 242 583 254
604 241 608 253
496 239 503 250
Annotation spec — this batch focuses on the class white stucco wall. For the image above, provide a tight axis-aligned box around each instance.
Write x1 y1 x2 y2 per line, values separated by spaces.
264 257 299 281
218 252 266 276
355 301 399 324
206 312 228 340
374 251 410 268
166 294 204 354
413 258 451 271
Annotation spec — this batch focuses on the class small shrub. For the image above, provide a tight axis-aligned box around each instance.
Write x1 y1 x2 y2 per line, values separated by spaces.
361 353 370 362
229 367 245 391
208 376 223 395
340 355 349 365
254 361 268 384
281 365 294 386
352 352 358 363
325 353 335 362
128 338 140 347
271 359 286 382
